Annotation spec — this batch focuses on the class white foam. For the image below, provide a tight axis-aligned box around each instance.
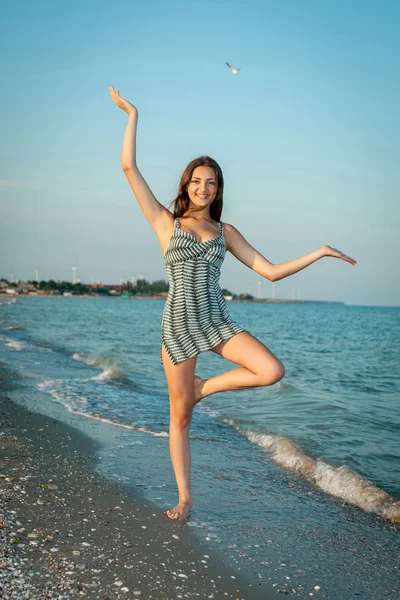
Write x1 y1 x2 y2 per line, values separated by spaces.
38 379 60 389
89 366 124 381
0 336 25 351
37 380 168 438
231 425 400 524
72 352 124 381
67 409 169 438
72 352 103 367
186 518 216 531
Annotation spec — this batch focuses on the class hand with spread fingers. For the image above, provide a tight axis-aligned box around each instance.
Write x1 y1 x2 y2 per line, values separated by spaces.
323 245 357 266
108 86 137 117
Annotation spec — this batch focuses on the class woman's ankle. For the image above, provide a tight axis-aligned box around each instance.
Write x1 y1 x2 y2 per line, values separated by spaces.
179 495 193 505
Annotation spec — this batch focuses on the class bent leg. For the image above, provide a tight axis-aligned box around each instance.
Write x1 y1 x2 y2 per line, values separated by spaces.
162 343 197 520
196 332 284 402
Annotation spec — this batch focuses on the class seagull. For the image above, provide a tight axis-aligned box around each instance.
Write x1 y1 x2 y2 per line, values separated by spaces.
226 62 242 75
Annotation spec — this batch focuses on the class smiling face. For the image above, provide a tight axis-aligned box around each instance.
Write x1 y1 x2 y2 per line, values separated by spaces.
174 156 224 222
186 166 218 209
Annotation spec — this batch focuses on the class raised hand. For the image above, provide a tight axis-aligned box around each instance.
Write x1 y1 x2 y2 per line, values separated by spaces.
323 245 357 265
108 86 137 117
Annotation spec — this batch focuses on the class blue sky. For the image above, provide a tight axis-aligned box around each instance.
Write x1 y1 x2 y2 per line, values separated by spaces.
1 0 399 305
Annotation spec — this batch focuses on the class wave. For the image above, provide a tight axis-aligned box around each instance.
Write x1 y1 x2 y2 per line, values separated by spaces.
225 420 400 524
0 336 25 351
72 352 103 367
72 352 124 381
276 380 297 392
67 410 169 437
37 379 168 438
5 325 23 331
89 366 124 382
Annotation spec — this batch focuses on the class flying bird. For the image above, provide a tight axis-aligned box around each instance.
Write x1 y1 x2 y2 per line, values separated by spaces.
226 62 242 75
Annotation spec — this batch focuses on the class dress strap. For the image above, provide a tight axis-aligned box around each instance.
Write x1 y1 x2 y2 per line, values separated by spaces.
219 221 223 233
175 217 181 229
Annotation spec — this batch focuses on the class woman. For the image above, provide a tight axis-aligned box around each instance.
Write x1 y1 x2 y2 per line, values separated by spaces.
109 86 357 522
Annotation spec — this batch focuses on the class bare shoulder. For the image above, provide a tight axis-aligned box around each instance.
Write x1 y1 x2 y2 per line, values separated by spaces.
222 222 237 234
221 221 274 278
222 222 247 251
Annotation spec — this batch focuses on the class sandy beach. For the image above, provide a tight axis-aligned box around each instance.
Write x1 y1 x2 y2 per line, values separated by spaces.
0 393 283 599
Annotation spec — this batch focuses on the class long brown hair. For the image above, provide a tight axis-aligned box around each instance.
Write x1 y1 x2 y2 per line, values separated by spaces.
171 156 224 221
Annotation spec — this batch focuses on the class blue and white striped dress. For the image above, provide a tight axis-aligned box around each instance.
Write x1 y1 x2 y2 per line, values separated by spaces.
161 218 244 365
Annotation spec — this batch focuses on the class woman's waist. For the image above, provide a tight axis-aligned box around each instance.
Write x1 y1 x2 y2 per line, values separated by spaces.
164 258 222 272
164 287 226 307
166 280 223 294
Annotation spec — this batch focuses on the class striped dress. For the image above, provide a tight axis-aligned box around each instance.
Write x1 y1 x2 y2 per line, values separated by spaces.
161 218 244 365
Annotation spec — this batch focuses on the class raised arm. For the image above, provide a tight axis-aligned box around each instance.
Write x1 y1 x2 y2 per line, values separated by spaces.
108 87 173 245
224 223 356 282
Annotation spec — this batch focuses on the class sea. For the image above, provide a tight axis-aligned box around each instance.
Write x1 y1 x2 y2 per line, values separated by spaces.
1 296 399 599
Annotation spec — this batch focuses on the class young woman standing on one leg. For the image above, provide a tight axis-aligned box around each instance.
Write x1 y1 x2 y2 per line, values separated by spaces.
109 87 357 521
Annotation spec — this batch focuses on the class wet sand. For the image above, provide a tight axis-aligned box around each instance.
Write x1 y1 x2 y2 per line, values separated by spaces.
0 394 283 599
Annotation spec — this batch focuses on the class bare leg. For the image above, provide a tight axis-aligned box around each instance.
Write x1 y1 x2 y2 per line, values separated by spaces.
161 344 197 521
194 332 285 404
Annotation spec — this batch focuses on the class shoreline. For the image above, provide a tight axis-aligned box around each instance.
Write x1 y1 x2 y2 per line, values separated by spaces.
0 393 282 599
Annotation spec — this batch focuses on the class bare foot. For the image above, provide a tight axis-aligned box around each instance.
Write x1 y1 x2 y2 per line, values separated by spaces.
194 376 206 406
164 498 193 521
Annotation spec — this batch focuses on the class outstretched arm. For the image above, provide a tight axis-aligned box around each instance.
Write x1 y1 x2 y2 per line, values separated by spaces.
108 87 173 243
224 223 357 282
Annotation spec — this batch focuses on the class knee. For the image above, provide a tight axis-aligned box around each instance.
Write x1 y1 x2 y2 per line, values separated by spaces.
275 362 285 383
259 361 285 386
171 411 193 430
170 403 193 430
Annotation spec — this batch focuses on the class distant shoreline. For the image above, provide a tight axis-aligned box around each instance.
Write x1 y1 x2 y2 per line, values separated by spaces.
0 293 345 305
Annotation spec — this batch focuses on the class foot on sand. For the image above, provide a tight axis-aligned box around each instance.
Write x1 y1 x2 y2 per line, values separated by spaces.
194 376 206 405
164 498 193 521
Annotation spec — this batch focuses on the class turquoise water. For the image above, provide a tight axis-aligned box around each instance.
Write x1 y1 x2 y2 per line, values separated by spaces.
1 297 399 598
